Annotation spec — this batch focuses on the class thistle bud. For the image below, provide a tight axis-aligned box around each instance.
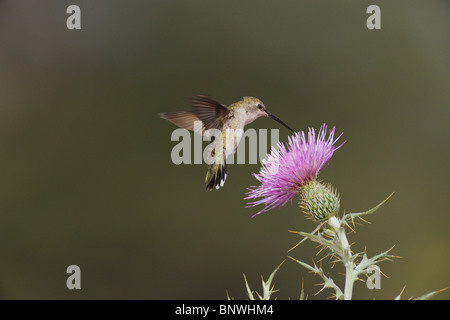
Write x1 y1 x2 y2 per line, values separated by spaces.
299 180 340 222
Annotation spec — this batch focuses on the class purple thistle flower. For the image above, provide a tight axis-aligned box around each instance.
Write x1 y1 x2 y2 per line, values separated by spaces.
246 124 344 217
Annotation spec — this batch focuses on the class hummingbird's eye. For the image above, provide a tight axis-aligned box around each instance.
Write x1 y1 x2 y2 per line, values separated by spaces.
257 104 263 110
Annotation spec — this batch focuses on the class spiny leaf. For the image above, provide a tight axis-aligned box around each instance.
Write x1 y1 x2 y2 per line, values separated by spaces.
242 262 284 300
354 246 396 276
298 231 347 259
342 193 393 225
289 256 344 299
260 261 284 300
288 256 319 273
395 286 406 300
413 287 449 300
299 279 306 300
288 224 323 252
243 274 255 300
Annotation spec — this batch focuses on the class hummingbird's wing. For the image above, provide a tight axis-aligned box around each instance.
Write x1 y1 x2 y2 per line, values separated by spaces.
159 111 203 135
191 95 229 190
191 95 230 130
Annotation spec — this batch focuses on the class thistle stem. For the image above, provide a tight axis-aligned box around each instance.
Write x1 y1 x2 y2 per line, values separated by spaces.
344 262 354 300
328 216 354 300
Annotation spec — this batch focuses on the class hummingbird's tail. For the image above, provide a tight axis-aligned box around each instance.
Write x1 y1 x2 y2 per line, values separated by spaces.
205 159 227 191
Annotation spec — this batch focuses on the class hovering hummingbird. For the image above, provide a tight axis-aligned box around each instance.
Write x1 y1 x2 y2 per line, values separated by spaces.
159 95 294 191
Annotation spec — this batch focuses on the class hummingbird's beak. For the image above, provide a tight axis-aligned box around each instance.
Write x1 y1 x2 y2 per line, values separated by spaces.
265 111 295 133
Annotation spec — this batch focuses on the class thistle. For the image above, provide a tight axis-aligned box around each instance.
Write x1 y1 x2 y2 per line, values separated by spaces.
234 124 444 300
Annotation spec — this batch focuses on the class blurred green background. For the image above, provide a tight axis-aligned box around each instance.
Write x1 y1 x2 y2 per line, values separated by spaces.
0 0 449 299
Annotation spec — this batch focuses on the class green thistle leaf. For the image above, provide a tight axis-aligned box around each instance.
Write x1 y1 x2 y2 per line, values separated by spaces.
342 193 393 226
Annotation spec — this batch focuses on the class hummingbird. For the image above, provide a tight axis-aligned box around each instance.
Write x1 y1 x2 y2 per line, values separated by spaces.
159 95 294 191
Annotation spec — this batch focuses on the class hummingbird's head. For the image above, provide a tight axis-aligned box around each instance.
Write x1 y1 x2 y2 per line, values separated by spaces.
240 97 268 122
241 96 295 133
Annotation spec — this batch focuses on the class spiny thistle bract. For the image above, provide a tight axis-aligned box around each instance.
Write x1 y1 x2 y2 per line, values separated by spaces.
299 180 340 222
